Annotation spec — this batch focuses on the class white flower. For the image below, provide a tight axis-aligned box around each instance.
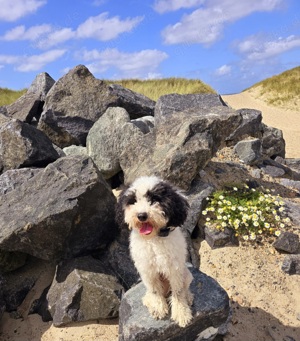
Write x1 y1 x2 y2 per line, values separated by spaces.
243 235 249 241
233 187 238 191
219 195 224 200
275 230 281 237
202 210 208 215
264 222 270 228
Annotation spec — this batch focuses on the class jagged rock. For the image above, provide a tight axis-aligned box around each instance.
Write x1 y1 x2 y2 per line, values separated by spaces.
2 256 55 312
0 168 40 195
204 226 239 249
0 250 27 273
155 93 226 124
63 145 87 156
6 92 43 123
27 72 55 101
39 65 155 148
284 200 300 226
119 266 230 341
0 106 8 116
108 84 155 119
38 109 95 148
0 155 118 260
281 255 300 275
87 107 144 179
131 116 155 134
284 158 300 173
273 232 299 254
233 138 261 165
0 119 59 173
261 123 285 158
225 108 262 144
0 111 10 126
47 256 123 326
280 178 300 191
120 105 241 190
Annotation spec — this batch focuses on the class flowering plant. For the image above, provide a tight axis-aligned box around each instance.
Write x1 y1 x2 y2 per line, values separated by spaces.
202 184 292 241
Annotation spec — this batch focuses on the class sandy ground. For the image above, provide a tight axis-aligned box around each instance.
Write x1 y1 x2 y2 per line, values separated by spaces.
1 91 300 341
222 89 300 159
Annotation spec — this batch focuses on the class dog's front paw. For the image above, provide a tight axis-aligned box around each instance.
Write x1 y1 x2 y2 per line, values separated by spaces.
143 292 169 320
171 302 193 328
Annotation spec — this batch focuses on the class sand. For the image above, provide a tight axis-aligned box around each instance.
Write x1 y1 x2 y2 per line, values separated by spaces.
1 91 300 341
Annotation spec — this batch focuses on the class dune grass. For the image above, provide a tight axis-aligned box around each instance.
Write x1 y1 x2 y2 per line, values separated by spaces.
107 77 216 101
0 87 26 106
248 66 300 109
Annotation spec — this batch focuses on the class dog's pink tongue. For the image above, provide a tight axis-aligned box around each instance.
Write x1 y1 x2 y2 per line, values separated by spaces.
140 223 153 235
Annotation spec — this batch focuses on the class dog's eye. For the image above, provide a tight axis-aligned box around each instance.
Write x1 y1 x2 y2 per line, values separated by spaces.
127 197 136 205
150 195 160 205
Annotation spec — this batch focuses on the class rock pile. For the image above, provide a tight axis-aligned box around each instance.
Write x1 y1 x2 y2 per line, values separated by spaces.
0 65 299 341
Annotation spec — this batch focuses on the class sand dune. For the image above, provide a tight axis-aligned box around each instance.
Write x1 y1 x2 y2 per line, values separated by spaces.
222 90 300 159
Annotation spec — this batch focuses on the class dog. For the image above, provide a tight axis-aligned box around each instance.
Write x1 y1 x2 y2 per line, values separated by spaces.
116 176 193 327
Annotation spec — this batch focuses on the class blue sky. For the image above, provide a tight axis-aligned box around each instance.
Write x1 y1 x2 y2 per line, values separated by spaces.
0 0 299 94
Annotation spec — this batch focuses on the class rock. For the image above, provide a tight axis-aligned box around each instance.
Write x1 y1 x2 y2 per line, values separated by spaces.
233 138 261 165
0 119 59 173
273 232 299 254
0 111 10 126
120 105 241 190
38 109 95 148
0 168 40 195
27 72 55 101
0 250 27 273
261 123 285 158
281 255 300 275
47 256 123 326
0 155 118 261
2 256 55 312
6 92 43 123
119 266 230 341
260 159 300 181
284 158 300 173
87 107 144 179
260 164 286 178
225 108 262 144
155 93 226 124
63 145 87 156
284 200 300 226
280 178 300 191
108 84 155 119
204 227 239 249
131 116 155 134
39 65 155 148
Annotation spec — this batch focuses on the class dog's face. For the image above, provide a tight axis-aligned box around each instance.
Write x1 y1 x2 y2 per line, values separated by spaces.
116 176 189 238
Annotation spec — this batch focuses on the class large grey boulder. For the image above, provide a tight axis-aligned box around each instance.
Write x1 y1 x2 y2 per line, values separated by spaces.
0 119 59 173
39 65 155 148
119 266 230 341
27 72 56 101
225 108 262 144
87 107 144 179
120 105 241 190
155 93 226 124
261 123 285 158
233 138 262 165
109 84 155 119
0 155 118 260
47 256 123 326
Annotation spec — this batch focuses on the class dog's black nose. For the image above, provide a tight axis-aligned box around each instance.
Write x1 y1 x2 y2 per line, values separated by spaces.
137 212 148 221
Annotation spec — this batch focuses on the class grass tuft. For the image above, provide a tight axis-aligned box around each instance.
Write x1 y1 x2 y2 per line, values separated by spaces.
0 88 27 106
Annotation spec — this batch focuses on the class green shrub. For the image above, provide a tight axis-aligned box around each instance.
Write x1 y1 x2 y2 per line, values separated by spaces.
202 184 292 241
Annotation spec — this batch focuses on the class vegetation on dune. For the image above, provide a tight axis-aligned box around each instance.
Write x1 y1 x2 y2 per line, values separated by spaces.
247 66 300 109
107 77 216 101
0 87 26 106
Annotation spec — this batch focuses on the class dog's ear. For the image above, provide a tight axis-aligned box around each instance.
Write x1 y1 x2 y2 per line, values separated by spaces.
150 181 189 227
115 187 128 229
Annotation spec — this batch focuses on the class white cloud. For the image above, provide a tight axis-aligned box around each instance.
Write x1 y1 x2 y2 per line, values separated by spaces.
79 48 168 78
215 64 231 76
1 24 52 41
37 28 76 48
0 0 46 22
237 35 300 61
76 12 143 41
162 0 283 45
0 49 66 72
153 0 205 14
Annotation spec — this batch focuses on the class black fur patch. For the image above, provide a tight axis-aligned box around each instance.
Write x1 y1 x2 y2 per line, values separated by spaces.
146 181 189 227
115 188 136 228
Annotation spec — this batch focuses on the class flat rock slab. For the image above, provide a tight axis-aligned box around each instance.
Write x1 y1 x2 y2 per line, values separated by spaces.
119 267 230 341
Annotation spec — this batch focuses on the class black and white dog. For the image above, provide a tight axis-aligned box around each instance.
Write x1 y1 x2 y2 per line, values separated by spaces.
116 176 193 327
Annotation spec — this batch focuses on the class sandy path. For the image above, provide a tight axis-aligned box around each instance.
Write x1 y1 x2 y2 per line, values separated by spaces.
222 91 300 159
